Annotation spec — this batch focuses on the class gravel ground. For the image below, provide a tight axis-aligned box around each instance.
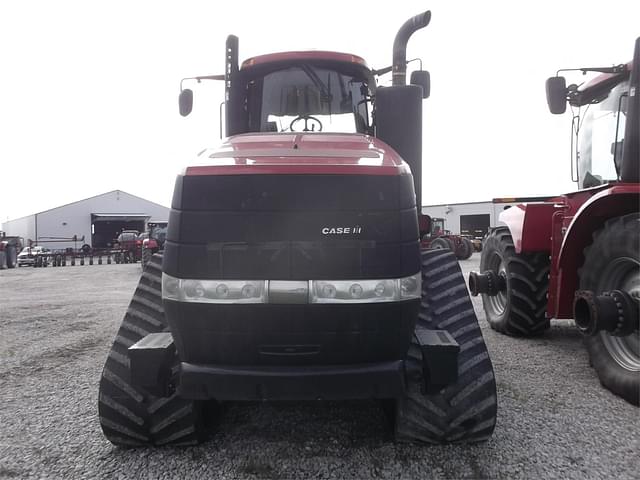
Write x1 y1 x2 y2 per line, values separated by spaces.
0 255 638 479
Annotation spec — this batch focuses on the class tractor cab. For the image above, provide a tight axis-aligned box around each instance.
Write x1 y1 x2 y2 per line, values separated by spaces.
430 217 446 235
237 53 374 135
576 77 630 188
545 60 636 188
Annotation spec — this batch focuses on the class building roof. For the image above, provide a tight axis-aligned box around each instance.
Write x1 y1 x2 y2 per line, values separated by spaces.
4 190 169 223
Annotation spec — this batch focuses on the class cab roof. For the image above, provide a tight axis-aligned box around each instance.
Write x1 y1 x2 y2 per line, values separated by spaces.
241 51 369 70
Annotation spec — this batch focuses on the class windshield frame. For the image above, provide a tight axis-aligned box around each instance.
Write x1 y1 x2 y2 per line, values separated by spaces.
241 60 375 135
575 78 630 189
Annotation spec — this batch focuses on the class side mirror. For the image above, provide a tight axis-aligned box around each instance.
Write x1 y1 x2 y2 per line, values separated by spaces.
410 70 430 99
545 76 567 114
179 89 194 117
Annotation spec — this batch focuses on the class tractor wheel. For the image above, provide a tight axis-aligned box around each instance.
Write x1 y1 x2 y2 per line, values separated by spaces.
141 247 152 271
98 253 209 446
580 213 639 405
5 245 17 269
480 227 550 336
430 237 451 250
394 249 497 443
456 238 473 260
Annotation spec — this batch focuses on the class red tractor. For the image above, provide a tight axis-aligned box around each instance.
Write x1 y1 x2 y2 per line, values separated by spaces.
470 38 639 405
98 11 498 447
140 222 168 269
421 217 474 260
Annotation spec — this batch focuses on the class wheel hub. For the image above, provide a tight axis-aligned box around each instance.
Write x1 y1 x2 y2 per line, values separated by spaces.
597 257 640 372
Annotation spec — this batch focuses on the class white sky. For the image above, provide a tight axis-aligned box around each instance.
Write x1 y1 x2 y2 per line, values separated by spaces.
1 0 638 223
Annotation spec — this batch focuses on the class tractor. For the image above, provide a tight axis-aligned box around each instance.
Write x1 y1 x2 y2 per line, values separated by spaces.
0 233 23 269
140 221 168 270
98 11 497 446
420 217 474 260
470 38 639 405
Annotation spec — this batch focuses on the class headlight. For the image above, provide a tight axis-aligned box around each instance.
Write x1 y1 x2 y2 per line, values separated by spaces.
310 273 421 304
162 274 267 304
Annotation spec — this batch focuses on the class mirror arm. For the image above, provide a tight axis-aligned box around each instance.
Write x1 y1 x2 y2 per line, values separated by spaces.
180 74 225 91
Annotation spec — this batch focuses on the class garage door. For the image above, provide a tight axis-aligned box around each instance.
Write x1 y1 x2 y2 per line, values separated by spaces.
460 214 490 237
91 214 149 248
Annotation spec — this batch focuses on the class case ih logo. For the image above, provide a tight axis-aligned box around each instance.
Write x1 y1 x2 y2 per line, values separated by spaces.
321 226 362 235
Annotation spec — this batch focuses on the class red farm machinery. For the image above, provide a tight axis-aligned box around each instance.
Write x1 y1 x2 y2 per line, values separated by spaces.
98 11 498 447
470 38 640 405
420 217 474 260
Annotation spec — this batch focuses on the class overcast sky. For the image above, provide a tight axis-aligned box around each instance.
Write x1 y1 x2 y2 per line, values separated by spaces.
1 0 638 224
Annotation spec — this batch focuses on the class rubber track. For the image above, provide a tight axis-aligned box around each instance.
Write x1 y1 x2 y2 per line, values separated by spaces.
482 227 550 336
98 254 204 446
395 249 498 444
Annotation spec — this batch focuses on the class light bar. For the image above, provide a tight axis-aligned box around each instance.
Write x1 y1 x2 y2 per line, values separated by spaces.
162 275 267 304
162 273 421 304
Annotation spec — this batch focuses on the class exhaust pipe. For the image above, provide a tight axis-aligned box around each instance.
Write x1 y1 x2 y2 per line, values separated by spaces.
392 11 431 86
468 271 507 297
574 290 639 336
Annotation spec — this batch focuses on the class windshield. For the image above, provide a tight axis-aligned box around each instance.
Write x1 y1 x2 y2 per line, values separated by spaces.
246 64 372 134
577 79 628 188
432 218 445 234
151 226 168 243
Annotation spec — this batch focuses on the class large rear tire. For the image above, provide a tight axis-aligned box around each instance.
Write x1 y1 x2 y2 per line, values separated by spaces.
580 213 639 405
430 237 451 250
98 254 208 446
6 245 17 269
456 238 473 260
394 249 498 443
480 227 550 336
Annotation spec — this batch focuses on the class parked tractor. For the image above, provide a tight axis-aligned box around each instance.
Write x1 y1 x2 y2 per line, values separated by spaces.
140 222 168 270
421 217 474 260
98 11 497 447
470 38 640 405
0 234 23 269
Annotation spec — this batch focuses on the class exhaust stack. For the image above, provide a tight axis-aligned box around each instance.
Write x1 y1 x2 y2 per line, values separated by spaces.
392 11 431 86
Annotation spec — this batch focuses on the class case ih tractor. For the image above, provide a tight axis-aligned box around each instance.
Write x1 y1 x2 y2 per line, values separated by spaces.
420 217 474 260
98 11 498 446
470 38 639 405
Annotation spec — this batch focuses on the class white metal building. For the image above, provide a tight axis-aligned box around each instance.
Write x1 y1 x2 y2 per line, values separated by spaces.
421 196 551 237
1 190 169 250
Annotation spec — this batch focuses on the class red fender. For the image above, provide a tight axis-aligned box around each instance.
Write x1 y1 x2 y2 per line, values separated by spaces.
553 184 639 318
498 201 558 253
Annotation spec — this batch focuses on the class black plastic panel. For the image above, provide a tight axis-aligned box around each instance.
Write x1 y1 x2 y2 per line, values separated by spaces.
172 174 416 211
178 360 406 401
163 239 420 280
165 172 420 280
164 299 419 366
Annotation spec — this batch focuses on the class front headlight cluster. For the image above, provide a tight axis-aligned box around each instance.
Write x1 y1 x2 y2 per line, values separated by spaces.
310 273 421 303
162 275 267 304
162 272 421 304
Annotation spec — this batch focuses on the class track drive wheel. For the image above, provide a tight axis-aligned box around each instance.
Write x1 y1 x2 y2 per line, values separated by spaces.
394 249 497 443
580 213 639 405
98 253 209 446
480 227 550 336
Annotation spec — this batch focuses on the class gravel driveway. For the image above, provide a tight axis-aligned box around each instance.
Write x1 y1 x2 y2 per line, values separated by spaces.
0 256 637 479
